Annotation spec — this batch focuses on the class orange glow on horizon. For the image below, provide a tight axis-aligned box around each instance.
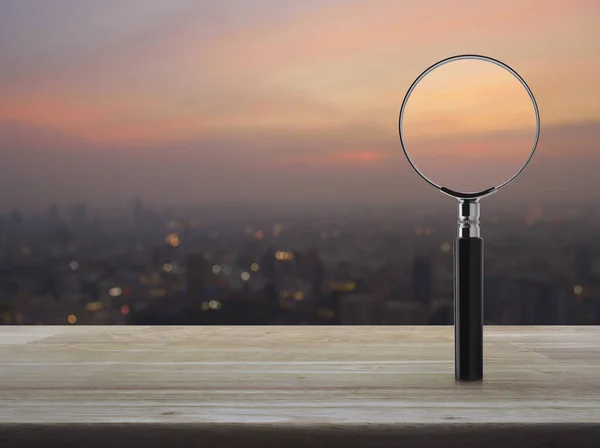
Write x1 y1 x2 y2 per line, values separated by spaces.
268 150 386 169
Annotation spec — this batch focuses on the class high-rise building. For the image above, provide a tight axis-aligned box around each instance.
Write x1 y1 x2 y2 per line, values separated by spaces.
185 254 209 300
517 279 560 325
299 249 325 294
383 299 428 325
338 293 383 325
429 298 453 325
131 198 145 230
3 210 22 263
574 246 592 285
412 255 432 306
0 215 5 263
259 247 277 280
70 203 89 229
46 205 62 226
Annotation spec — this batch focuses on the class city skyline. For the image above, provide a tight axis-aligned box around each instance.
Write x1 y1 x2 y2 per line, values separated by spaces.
0 0 599 210
2 198 600 326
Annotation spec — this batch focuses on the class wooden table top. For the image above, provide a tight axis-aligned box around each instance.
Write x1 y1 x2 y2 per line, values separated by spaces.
1 326 599 447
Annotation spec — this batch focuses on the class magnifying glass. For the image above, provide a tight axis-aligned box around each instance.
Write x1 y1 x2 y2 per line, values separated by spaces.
398 55 540 381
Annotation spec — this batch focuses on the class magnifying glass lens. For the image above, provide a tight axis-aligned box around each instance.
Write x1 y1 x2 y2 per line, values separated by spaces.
401 58 538 194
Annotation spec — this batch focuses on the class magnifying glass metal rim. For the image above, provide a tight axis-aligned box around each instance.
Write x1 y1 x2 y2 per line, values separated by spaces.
398 54 541 199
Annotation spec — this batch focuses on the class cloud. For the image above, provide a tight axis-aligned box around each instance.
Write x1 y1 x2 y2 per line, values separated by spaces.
2 0 597 136
0 0 598 209
268 150 386 170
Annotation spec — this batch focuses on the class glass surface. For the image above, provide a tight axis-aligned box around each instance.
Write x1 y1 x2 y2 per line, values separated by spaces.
400 58 538 194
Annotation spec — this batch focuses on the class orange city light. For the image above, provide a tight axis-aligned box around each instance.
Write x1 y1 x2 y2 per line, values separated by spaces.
275 251 294 260
166 233 180 247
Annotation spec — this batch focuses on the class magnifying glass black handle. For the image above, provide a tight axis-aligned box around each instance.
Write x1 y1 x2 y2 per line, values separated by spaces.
454 237 484 381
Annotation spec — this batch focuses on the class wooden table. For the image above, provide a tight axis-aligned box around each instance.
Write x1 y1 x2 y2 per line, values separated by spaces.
1 326 599 447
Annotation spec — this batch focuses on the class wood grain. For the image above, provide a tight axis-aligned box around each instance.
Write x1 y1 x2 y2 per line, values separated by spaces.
0 326 599 447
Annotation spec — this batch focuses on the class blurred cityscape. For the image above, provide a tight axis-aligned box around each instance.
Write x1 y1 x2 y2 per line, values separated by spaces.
1 200 600 326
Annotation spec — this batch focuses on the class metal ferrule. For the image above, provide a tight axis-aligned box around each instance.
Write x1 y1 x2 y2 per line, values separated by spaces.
457 200 480 238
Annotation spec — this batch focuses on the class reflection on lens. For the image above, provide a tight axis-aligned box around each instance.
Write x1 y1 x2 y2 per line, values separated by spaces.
400 58 538 194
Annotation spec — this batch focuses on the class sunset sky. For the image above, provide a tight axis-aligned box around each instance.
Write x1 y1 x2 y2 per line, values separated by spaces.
0 0 598 210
